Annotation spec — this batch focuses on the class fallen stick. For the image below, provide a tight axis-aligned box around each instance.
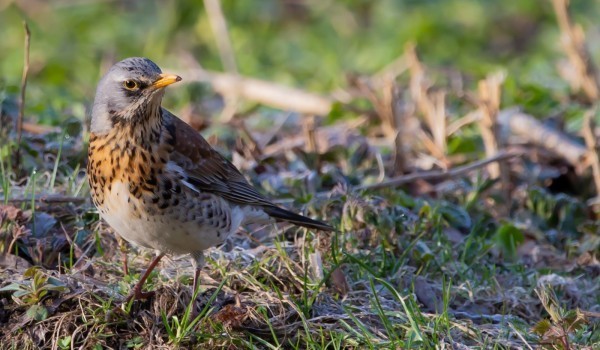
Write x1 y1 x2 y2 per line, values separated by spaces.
355 151 521 191
176 68 334 116
448 108 587 166
497 108 587 166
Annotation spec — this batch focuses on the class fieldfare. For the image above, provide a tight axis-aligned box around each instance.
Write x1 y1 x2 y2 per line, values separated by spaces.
88 57 333 302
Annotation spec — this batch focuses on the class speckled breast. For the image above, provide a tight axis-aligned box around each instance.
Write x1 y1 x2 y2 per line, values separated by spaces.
87 129 236 255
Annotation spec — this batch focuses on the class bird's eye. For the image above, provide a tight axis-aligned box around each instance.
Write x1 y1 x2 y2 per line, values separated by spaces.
123 80 139 90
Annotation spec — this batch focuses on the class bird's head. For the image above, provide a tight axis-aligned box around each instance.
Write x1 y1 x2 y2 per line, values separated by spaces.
91 57 181 134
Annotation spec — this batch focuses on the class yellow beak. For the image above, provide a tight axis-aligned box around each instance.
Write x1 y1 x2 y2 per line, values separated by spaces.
152 73 182 89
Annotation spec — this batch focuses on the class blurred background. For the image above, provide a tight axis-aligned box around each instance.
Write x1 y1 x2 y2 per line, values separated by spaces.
1 0 600 126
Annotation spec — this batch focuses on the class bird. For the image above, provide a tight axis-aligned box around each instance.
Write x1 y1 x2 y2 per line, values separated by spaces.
87 57 333 302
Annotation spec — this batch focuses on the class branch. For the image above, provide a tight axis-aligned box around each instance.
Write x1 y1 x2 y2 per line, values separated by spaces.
356 151 521 191
497 108 587 166
176 68 334 115
406 44 448 160
582 110 600 194
476 72 506 179
203 0 237 74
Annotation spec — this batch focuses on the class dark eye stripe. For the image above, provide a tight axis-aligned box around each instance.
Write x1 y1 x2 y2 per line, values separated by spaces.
123 88 141 98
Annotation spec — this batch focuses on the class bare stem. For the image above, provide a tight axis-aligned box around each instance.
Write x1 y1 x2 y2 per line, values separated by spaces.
582 110 600 195
356 151 521 191
552 0 599 101
204 0 237 74
16 21 31 169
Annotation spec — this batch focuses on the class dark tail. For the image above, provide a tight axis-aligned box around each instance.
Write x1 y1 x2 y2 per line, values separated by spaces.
263 205 334 232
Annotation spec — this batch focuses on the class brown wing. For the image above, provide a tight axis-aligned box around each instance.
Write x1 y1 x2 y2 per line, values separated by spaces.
163 109 334 232
163 109 274 206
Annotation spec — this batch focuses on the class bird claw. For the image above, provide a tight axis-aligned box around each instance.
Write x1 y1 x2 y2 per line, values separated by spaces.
133 288 155 300
124 287 156 304
112 288 157 318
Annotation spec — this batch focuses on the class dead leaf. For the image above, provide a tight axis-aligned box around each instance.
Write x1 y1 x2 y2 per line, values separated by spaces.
329 266 349 296
414 276 443 313
576 251 600 277
0 253 31 271
577 251 599 267
0 205 26 223
212 303 248 329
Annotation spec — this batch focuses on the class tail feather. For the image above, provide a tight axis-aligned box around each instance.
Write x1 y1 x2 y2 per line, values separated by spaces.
263 205 334 232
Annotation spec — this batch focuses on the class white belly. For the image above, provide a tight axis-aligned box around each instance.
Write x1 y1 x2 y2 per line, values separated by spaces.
100 182 239 255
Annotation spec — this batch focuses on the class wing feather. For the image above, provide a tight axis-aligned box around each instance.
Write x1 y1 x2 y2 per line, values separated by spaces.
161 109 333 232
163 109 273 206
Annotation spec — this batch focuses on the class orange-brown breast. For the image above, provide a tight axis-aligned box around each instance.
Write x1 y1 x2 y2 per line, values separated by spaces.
87 126 171 214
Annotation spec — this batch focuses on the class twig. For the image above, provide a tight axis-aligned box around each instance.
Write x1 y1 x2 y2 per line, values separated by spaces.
552 0 599 102
390 130 406 176
370 76 396 137
349 74 412 176
303 115 318 154
203 0 240 122
580 310 600 318
477 72 512 209
372 54 408 88
375 151 386 182
404 44 447 155
302 115 321 171
447 110 481 136
2 196 86 204
508 323 535 350
258 112 292 149
406 44 448 162
16 21 31 168
417 128 447 164
477 71 506 179
355 151 521 191
261 117 368 157
228 118 263 159
582 110 600 194
203 0 237 74
179 68 333 115
497 108 587 167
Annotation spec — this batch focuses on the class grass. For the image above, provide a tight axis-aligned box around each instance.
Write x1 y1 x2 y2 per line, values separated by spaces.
1 0 600 349
4 178 595 348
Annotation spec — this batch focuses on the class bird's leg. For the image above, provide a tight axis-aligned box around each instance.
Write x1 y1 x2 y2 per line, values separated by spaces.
193 267 201 295
121 252 129 276
117 236 129 276
125 253 165 303
189 252 204 320
191 252 205 296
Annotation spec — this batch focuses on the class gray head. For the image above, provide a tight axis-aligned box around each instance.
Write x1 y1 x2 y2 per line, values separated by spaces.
90 57 181 134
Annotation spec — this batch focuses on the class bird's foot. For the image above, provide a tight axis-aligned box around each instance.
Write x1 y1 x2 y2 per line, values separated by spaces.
124 286 155 304
187 267 203 320
132 288 156 300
